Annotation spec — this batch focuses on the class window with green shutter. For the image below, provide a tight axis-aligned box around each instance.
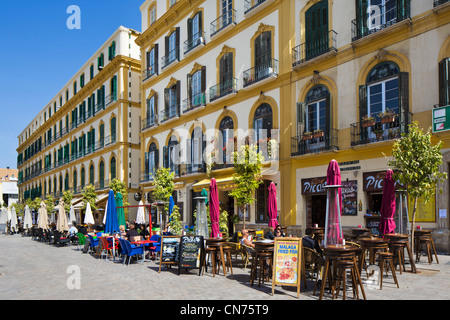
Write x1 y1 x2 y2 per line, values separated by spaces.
89 164 94 185
80 73 85 88
90 64 94 80
98 53 104 70
110 157 116 180
111 76 117 101
111 117 117 142
109 41 116 61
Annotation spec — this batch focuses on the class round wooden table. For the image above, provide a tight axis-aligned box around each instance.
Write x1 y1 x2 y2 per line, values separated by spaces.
383 233 417 273
306 227 324 243
358 237 389 276
352 228 371 239
250 241 275 286
206 238 228 276
319 244 366 300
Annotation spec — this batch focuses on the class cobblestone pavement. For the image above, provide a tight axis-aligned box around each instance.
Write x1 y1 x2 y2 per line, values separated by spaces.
1 234 450 301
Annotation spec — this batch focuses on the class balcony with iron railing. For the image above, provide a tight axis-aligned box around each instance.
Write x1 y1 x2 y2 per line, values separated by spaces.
160 105 180 123
182 92 206 114
161 48 179 70
210 9 236 38
243 58 278 88
141 115 158 131
142 65 157 81
140 171 155 183
244 0 275 16
291 129 339 157
350 112 412 147
292 30 337 68
209 78 238 103
184 31 206 55
351 0 411 42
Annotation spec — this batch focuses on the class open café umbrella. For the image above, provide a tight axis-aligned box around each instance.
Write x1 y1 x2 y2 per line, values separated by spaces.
104 189 119 234
23 205 33 229
267 182 278 229
209 178 220 238
379 169 396 235
37 201 49 230
116 192 127 227
136 200 146 225
168 195 174 223
84 202 95 225
10 206 18 232
324 159 343 246
56 200 69 232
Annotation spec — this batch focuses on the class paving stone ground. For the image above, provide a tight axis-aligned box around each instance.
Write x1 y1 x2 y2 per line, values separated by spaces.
1 234 450 301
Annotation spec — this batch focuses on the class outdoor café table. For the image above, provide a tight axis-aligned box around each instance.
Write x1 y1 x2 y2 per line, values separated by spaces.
206 238 228 276
357 237 389 275
319 244 366 300
251 240 274 286
383 233 417 273
352 228 371 240
306 227 324 242
131 239 157 263
414 229 439 264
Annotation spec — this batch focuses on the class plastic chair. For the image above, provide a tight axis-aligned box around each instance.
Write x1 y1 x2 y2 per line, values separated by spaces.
87 234 100 253
100 237 114 260
53 231 69 247
76 233 86 251
148 234 161 259
121 239 144 265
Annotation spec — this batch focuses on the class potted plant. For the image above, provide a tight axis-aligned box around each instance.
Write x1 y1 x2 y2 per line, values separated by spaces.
361 115 376 128
303 132 313 141
380 109 397 124
313 129 324 139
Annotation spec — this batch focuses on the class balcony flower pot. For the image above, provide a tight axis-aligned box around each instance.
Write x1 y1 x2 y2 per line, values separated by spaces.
303 133 313 141
381 116 396 124
313 130 324 139
362 120 375 128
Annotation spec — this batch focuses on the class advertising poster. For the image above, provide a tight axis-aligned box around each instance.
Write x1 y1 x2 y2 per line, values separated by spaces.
272 238 302 299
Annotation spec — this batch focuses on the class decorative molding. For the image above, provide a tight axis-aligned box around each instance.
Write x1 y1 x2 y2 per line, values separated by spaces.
166 77 179 89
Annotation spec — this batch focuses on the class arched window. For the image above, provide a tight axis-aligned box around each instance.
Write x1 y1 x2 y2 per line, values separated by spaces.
99 161 105 189
145 143 158 179
110 157 116 181
189 126 205 173
253 103 273 143
164 136 179 175
89 164 95 186
219 116 234 164
110 117 117 142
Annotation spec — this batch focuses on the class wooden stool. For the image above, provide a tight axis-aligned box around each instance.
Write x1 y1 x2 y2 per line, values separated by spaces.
416 236 434 264
249 250 258 286
202 247 217 277
390 241 407 274
335 260 360 300
257 252 273 287
378 252 399 290
217 245 234 275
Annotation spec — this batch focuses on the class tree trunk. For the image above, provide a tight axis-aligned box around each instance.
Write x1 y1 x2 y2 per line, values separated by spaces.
410 197 418 258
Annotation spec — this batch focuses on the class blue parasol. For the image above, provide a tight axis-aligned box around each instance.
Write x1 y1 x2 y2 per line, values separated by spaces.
168 195 174 222
104 189 119 234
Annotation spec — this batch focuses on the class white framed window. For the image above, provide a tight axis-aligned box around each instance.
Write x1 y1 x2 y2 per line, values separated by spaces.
367 77 399 118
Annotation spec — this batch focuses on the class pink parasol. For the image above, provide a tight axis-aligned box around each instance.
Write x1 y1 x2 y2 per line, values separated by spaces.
379 169 396 235
325 159 343 246
209 178 221 238
267 182 278 229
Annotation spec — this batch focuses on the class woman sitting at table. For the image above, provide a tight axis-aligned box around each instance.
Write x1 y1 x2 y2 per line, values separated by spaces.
240 229 255 249
125 223 139 241
265 227 275 240
275 226 286 237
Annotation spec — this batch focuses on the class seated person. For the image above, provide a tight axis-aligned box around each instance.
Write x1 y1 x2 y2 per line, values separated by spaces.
119 225 126 238
140 224 150 238
125 223 139 241
68 223 78 236
78 224 88 235
275 226 286 237
239 229 255 249
264 227 275 240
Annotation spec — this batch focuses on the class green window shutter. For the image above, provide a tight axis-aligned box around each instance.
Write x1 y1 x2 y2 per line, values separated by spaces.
355 0 369 39
439 58 450 107
111 117 117 142
399 72 410 133
110 157 116 180
90 65 94 80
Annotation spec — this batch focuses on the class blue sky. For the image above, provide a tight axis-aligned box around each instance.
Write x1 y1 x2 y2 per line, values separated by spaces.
0 0 143 169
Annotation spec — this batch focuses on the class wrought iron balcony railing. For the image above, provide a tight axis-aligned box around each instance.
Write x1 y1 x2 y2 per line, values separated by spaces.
182 92 206 114
243 58 278 88
292 30 337 68
209 78 238 102
141 115 158 131
291 129 339 157
210 9 236 37
160 105 180 123
184 31 206 54
161 48 179 69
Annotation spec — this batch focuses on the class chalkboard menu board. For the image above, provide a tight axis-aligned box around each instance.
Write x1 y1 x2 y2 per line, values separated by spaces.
159 236 181 273
178 235 204 275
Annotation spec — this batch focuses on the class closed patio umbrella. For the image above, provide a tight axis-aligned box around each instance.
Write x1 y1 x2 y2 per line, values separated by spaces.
37 201 49 230
104 189 119 234
23 205 33 229
68 206 76 226
116 192 127 227
267 182 278 229
209 178 220 238
0 207 7 224
324 159 343 246
56 200 69 232
84 202 95 225
10 206 18 232
379 169 396 235
168 195 174 223
136 200 146 225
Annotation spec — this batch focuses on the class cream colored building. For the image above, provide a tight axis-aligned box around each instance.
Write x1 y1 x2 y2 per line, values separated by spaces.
17 26 142 223
135 0 450 252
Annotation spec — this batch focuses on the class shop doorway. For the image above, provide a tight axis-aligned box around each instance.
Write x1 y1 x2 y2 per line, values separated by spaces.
311 194 327 227
367 193 383 214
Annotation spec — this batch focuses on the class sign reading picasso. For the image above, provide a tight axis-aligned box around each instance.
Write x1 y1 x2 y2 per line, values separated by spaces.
363 171 403 192
301 177 327 195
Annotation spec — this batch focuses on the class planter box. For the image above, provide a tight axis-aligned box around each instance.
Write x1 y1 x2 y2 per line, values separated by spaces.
314 131 324 139
381 116 395 124
362 121 375 128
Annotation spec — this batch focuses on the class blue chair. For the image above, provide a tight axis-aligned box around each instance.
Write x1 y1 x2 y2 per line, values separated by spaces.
148 234 161 259
121 239 144 265
87 234 99 253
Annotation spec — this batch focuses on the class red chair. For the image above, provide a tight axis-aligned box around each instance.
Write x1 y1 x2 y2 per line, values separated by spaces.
100 237 114 260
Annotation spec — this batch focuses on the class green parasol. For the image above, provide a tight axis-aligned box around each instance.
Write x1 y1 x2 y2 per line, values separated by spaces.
115 192 127 227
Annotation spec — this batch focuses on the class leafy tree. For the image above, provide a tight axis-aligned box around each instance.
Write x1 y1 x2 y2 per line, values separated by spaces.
151 167 175 202
228 144 264 229
109 178 130 216
32 197 42 212
82 184 98 212
62 191 73 214
387 122 447 255
44 195 55 216
168 205 183 235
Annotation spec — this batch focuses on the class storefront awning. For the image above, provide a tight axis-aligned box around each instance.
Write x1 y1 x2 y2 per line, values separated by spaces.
193 176 236 192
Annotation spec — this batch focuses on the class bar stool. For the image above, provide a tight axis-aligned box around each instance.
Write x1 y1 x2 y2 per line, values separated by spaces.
416 236 434 264
389 240 407 274
378 252 399 290
257 252 272 287
335 260 360 300
201 247 216 277
217 245 234 275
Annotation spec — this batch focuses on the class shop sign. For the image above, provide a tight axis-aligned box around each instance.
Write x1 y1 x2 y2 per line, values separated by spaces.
363 171 403 192
301 177 327 195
